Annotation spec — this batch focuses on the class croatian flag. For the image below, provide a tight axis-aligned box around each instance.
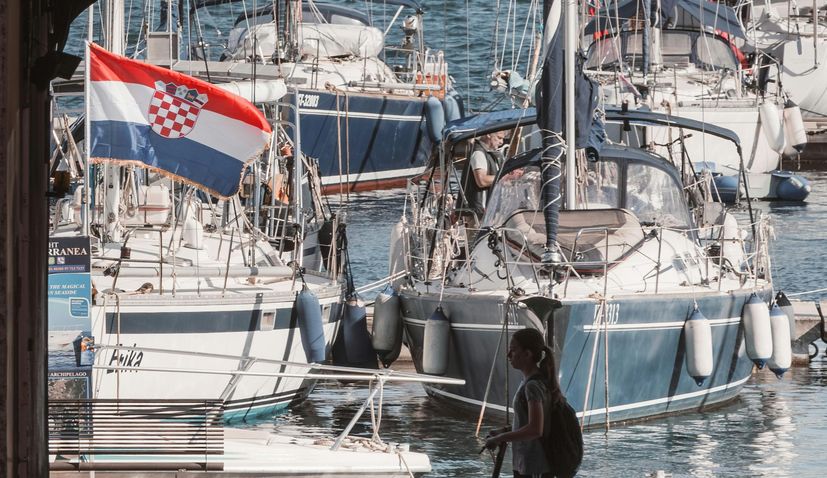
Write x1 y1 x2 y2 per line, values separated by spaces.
87 42 272 198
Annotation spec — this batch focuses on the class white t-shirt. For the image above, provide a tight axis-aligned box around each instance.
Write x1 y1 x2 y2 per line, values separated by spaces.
468 148 491 204
469 149 488 172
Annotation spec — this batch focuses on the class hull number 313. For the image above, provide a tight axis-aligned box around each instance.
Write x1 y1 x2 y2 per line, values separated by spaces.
592 302 620 326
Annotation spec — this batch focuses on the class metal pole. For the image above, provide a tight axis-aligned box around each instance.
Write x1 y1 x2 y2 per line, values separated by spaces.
292 88 304 267
565 0 577 209
84 4 94 234
83 39 92 237
331 382 381 450
814 0 820 67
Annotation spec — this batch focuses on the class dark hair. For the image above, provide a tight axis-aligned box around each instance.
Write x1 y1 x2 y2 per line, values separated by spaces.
512 328 564 404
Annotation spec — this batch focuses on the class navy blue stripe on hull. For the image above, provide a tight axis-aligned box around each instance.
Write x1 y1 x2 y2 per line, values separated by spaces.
286 90 433 185
401 288 769 427
105 308 293 334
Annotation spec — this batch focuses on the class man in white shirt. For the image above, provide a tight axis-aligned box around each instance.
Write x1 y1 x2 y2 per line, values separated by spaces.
459 131 506 221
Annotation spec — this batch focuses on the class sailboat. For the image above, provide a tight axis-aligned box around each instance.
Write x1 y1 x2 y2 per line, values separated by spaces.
184 0 461 193
736 0 827 121
382 0 789 427
48 6 348 420
581 0 811 201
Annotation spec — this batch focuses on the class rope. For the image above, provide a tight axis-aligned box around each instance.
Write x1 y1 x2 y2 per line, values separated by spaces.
581 295 605 430
474 305 510 437
396 449 415 478
603 295 610 433
354 271 407 295
335 90 344 201
345 92 351 203
376 376 386 442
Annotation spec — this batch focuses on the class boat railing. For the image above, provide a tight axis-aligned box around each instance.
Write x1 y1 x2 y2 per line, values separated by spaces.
93 344 464 451
404 209 770 298
48 398 225 472
496 216 770 297
94 221 299 298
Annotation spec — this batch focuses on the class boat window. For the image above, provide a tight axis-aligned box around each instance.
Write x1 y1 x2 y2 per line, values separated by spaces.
582 160 620 209
619 32 645 69
625 32 643 55
694 35 738 71
660 31 692 67
481 166 542 229
624 163 691 228
586 38 622 69
329 13 369 26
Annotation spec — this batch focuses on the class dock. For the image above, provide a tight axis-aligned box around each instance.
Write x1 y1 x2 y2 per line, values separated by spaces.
791 299 827 364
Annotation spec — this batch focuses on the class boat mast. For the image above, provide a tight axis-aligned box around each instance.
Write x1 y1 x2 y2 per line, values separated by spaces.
564 0 577 209
538 0 565 265
642 0 651 78
102 0 125 243
83 3 94 237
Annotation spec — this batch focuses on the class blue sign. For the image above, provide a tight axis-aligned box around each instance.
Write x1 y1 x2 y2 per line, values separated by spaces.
48 236 93 369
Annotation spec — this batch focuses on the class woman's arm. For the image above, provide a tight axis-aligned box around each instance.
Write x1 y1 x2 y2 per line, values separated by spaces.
485 400 544 448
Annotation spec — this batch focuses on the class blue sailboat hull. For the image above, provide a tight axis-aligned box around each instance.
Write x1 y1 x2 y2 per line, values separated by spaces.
400 287 769 427
286 89 434 193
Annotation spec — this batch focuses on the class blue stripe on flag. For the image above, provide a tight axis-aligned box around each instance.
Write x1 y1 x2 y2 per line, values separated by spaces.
91 120 245 197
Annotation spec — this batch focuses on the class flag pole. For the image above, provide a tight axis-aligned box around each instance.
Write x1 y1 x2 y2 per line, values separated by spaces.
83 40 91 237
292 88 304 268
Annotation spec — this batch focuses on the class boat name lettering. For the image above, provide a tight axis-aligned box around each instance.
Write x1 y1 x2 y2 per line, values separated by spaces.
298 94 320 108
106 344 144 374
593 302 620 326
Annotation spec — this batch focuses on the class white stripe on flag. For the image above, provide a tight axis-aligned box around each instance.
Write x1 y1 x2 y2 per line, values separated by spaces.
90 80 270 161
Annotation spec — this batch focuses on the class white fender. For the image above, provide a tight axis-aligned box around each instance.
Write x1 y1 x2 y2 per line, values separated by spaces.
760 101 786 154
767 304 792 377
684 309 713 386
782 100 807 157
422 307 450 375
742 294 772 368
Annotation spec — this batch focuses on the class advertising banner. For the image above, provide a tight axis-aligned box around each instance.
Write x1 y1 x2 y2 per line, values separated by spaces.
48 236 93 398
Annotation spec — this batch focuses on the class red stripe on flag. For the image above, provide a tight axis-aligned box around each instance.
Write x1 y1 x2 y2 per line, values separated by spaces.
89 42 271 133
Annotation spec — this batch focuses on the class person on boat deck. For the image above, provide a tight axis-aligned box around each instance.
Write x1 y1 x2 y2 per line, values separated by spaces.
459 131 506 223
485 328 567 478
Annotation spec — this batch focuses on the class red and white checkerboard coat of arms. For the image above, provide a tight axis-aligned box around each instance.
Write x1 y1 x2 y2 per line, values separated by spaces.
148 81 209 139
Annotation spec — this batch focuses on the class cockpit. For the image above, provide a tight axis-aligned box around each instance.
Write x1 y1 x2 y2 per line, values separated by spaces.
475 144 692 269
481 144 693 231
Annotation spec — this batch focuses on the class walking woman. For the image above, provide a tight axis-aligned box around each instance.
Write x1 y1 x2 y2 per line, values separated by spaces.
484 328 570 478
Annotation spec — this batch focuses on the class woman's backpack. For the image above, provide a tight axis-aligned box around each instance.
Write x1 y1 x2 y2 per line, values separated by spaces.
526 375 583 477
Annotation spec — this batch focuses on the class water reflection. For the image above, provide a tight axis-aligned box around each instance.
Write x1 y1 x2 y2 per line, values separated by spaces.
687 432 719 477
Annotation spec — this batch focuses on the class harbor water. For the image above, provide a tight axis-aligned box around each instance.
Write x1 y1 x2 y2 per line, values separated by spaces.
247 171 827 477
